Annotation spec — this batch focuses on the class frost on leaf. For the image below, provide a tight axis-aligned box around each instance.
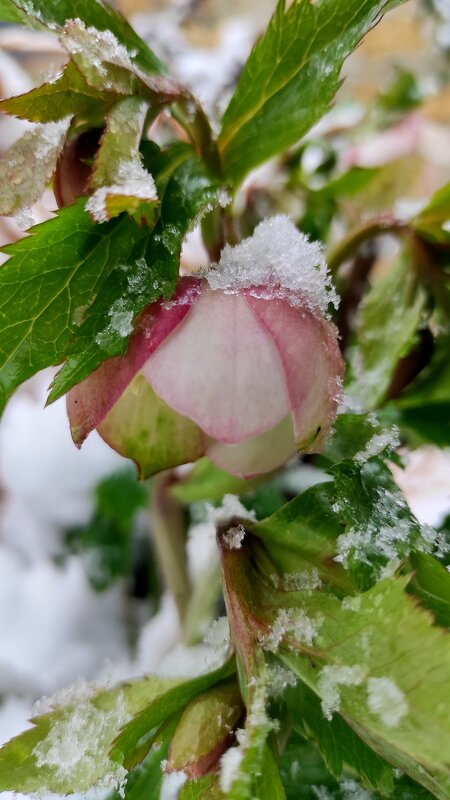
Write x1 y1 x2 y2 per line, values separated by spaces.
366 677 408 729
353 426 400 464
335 484 448 579
318 665 367 720
271 567 322 593
204 215 339 315
262 607 322 651
32 693 131 794
0 118 71 219
60 19 135 92
87 96 159 224
86 159 158 223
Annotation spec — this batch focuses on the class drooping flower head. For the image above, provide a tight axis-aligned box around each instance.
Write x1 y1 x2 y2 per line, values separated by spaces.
67 216 343 478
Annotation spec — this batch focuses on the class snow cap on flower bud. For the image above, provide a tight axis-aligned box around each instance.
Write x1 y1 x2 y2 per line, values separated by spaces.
67 216 343 479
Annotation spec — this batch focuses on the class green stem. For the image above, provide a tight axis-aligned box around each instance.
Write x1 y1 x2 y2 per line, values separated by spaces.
327 215 407 275
150 471 192 630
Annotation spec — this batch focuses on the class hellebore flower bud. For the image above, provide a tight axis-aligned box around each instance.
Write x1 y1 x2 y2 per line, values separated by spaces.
67 216 343 478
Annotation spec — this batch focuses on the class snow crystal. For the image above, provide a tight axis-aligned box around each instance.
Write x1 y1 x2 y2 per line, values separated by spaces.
0 117 71 217
86 160 158 223
340 778 374 800
222 524 246 549
353 426 400 464
267 663 297 696
219 745 244 793
33 675 102 716
318 665 366 719
209 494 256 528
33 692 131 793
203 616 230 651
262 607 322 651
203 215 339 315
160 770 187 800
312 787 334 800
271 568 322 593
367 677 408 728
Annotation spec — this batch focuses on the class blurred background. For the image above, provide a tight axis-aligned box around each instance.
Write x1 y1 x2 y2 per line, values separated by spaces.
0 1 450 797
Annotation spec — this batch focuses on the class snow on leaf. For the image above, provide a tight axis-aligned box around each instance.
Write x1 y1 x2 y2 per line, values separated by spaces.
318 665 367 720
60 18 136 93
366 678 408 729
281 577 450 797
0 117 71 218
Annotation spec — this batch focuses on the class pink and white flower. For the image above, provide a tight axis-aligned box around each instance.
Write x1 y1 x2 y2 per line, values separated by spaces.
67 217 343 478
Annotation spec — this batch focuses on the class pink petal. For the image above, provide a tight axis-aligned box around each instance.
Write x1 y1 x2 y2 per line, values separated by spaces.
67 277 200 446
142 289 290 445
98 374 204 478
205 415 296 478
246 295 343 453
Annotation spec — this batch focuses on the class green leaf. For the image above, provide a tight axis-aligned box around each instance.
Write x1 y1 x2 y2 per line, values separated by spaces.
226 681 274 800
320 412 399 467
285 678 394 791
251 482 355 594
114 659 236 769
3 0 165 76
48 152 223 402
408 552 450 628
0 673 187 794
413 182 450 243
347 250 426 410
168 680 243 775
329 458 427 590
218 0 399 185
0 202 153 415
0 61 119 123
391 333 450 447
171 458 269 504
0 0 38 24
279 732 339 800
179 776 224 799
109 716 179 800
0 118 71 217
281 578 450 799
252 742 286 800
87 96 159 224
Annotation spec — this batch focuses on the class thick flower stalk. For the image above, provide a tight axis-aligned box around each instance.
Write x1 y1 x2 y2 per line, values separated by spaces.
67 216 343 478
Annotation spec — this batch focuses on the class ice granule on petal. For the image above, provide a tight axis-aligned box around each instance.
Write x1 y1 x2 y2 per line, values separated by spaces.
367 677 408 728
204 215 338 315
318 664 366 719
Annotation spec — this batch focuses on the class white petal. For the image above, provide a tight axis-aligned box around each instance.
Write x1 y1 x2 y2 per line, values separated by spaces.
142 290 290 444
